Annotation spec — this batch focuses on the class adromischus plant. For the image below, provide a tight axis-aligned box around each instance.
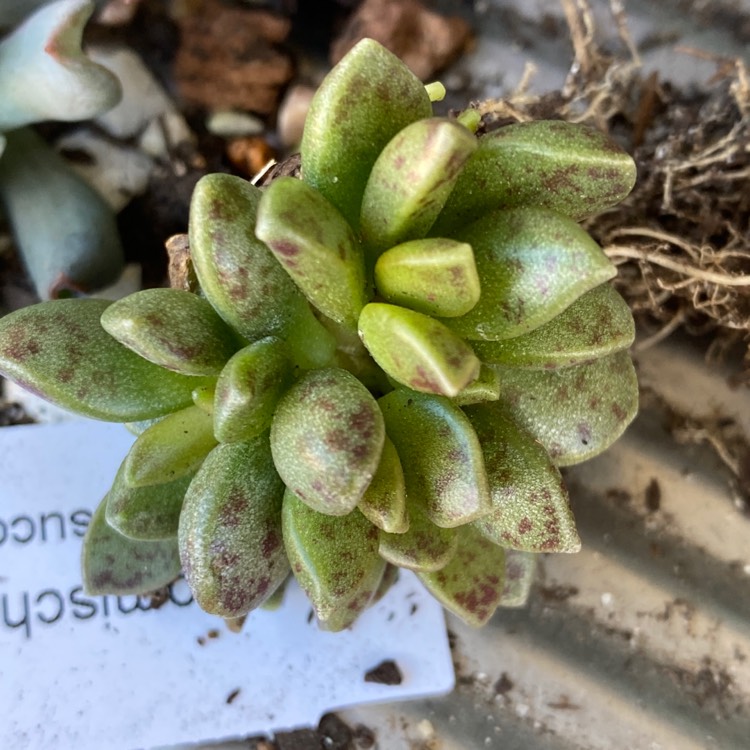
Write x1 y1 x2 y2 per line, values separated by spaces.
0 40 639 629
0 0 124 298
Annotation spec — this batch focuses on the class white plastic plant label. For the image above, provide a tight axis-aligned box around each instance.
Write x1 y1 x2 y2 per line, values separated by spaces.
0 420 455 750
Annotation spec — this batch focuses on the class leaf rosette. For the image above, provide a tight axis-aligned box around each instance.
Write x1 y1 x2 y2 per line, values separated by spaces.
0 39 638 629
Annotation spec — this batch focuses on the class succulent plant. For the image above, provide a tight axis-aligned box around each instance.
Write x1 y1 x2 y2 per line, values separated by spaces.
0 39 638 629
0 0 124 298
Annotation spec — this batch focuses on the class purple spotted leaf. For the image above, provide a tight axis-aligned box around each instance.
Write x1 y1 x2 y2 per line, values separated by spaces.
374 238 480 317
441 208 616 341
256 177 367 329
499 550 537 608
378 502 457 572
100 288 240 376
82 495 181 596
282 489 386 631
189 173 302 340
124 404 217 487
495 350 639 466
358 436 409 534
0 299 211 421
106 461 191 541
359 303 480 397
301 38 432 229
431 120 637 234
214 337 291 444
379 390 490 527
417 526 505 627
179 436 288 617
270 368 385 515
360 117 477 255
465 402 580 553
473 283 634 369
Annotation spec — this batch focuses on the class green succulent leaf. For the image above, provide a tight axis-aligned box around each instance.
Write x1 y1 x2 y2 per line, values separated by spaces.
369 563 400 606
473 283 634 368
192 384 215 415
378 502 457 572
100 288 239 376
360 117 477 254
495 350 639 466
300 38 432 228
82 495 181 596
271 368 385 515
379 390 490 527
432 120 637 234
441 208 616 341
500 550 537 608
417 526 505 627
453 364 501 406
0 299 209 421
357 436 409 534
282 489 386 631
179 436 289 617
465 402 580 553
256 177 367 329
189 173 301 340
106 461 191 541
374 238 480 317
214 337 291 444
359 303 480 397
124 404 217 487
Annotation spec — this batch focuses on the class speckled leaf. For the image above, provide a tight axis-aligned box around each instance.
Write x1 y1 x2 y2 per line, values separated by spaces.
499 550 537 608
374 238 480 317
214 337 291 443
453 364 500 406
106 461 191 541
417 526 505 627
189 173 301 340
369 564 400 606
495 350 639 466
379 502 457 572
360 118 477 254
179 436 288 617
359 303 480 397
256 177 366 328
270 368 385 515
379 390 490 527
358 436 409 533
124 404 217 487
0 299 210 421
441 208 615 341
282 489 386 631
465 402 580 553
100 288 239 376
473 283 634 369
431 120 637 234
300 38 432 228
82 495 181 596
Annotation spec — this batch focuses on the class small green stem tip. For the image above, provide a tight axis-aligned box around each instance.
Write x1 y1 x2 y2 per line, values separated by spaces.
425 81 446 102
456 108 482 134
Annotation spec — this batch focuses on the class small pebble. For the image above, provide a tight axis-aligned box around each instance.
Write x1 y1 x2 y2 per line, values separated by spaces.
206 110 265 138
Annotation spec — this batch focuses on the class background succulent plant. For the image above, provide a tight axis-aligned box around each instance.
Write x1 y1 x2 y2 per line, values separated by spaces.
0 39 638 630
0 0 124 299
